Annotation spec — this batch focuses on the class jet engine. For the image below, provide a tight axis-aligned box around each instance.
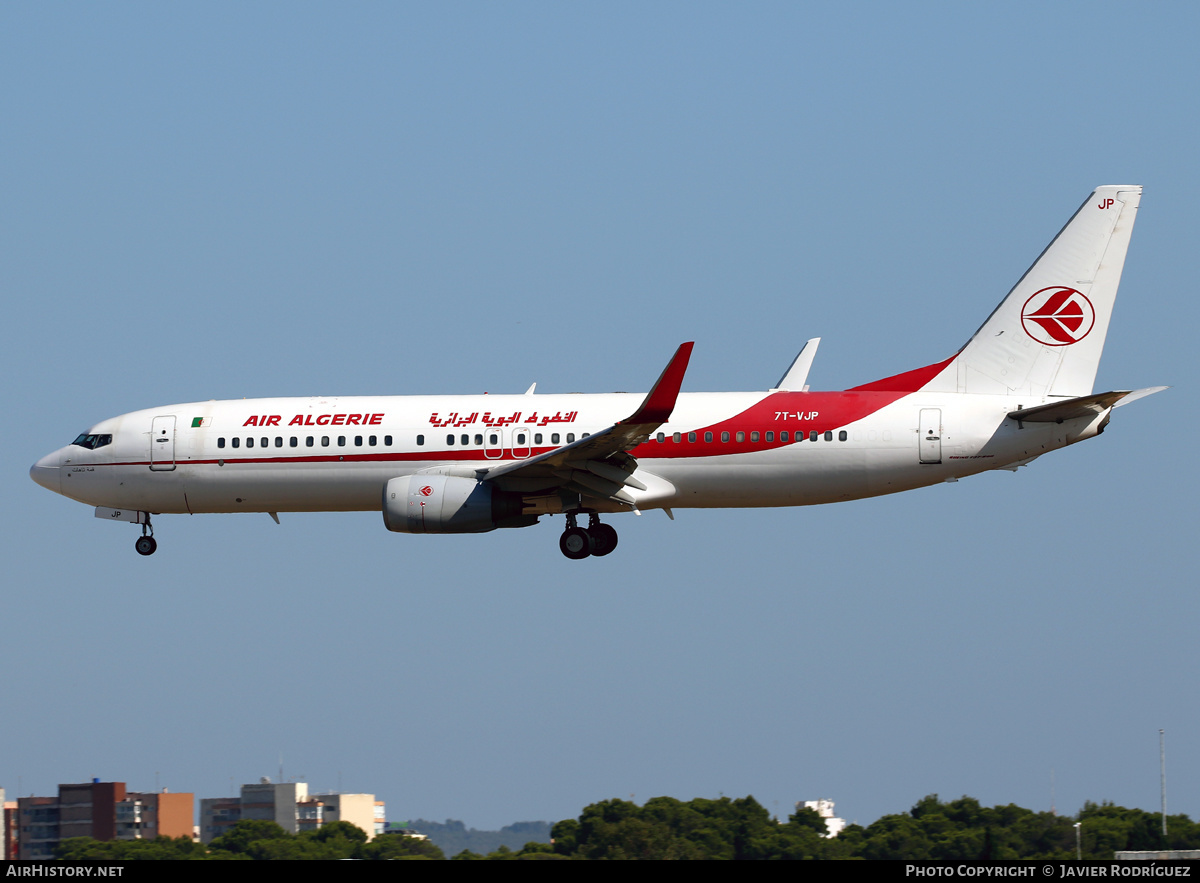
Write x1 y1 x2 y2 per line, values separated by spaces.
382 474 536 534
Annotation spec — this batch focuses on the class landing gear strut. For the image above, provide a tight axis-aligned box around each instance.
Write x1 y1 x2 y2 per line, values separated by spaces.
134 515 157 556
558 512 618 560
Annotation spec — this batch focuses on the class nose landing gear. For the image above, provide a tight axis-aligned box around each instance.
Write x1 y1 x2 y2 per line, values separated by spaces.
558 512 619 560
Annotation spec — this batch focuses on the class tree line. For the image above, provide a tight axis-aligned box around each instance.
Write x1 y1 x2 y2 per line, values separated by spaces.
55 794 1200 860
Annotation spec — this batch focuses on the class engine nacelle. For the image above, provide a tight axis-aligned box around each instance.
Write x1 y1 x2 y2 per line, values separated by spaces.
382 474 535 534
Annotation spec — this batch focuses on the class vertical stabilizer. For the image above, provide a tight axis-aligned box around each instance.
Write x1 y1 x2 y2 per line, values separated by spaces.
927 186 1141 398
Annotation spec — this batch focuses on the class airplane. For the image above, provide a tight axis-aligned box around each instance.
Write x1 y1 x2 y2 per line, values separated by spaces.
31 185 1165 560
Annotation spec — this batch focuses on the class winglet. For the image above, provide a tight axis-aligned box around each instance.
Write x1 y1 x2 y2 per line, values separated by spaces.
622 342 694 425
772 337 820 391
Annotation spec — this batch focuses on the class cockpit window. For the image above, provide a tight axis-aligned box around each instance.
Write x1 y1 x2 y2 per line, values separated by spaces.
71 433 113 450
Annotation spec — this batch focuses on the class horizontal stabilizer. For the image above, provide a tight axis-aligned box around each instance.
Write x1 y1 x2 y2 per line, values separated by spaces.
1112 386 1169 408
1008 387 1166 423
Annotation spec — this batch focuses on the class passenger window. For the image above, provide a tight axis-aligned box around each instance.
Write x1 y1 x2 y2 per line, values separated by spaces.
275 437 282 447
462 434 470 446
261 437 268 448
447 434 455 445
534 433 543 444
290 437 298 447
656 432 665 443
673 432 681 443
750 432 759 442
809 431 818 442
246 438 254 448
322 436 330 447
217 438 225 449
306 436 314 447
369 436 377 446
824 431 833 441
473 434 482 445
736 431 745 442
566 433 576 443
780 431 789 442
839 430 848 441
355 436 363 446
416 435 423 446
688 432 696 442
705 432 713 442
489 433 499 445
384 436 392 445
551 433 560 444
231 438 240 448
338 436 346 446
721 431 730 442
766 431 774 442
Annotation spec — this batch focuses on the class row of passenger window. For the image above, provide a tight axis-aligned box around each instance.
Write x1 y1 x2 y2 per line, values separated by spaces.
214 428 848 452
217 435 394 449
429 431 580 447
654 430 849 443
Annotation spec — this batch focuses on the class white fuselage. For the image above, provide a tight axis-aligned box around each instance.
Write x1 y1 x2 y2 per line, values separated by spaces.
31 387 1099 518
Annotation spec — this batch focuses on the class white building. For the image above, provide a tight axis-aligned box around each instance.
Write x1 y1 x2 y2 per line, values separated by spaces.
800 799 846 838
200 779 383 843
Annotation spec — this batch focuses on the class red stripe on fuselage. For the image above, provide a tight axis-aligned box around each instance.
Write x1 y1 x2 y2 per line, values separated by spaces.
631 390 900 459
633 356 954 460
846 354 956 393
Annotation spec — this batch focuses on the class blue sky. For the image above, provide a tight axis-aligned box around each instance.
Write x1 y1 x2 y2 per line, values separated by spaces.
3 2 1196 830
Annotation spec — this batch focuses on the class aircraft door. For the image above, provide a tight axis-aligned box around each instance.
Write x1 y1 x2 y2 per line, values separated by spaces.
484 428 503 459
919 409 942 464
512 426 531 459
150 415 177 471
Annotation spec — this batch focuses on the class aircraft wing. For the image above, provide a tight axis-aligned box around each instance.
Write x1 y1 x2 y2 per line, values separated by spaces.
480 342 693 505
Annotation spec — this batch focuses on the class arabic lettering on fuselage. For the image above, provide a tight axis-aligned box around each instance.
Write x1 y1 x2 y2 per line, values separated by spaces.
427 411 579 428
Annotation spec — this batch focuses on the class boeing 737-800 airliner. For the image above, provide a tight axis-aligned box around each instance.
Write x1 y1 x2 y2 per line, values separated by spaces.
31 186 1164 559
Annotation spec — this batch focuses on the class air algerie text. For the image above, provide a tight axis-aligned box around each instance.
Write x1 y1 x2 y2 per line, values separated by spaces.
242 414 385 427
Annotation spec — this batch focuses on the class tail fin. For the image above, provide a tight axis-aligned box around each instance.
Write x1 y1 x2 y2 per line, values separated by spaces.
925 185 1142 398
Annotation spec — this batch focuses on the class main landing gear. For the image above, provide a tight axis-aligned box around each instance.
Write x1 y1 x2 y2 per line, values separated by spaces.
558 512 618 560
134 514 157 556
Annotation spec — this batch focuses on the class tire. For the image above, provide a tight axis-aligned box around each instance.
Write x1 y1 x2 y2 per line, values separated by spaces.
559 526 593 560
588 524 618 556
135 536 157 556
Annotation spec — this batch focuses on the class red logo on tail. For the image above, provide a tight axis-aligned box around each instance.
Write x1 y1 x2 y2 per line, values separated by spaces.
1021 287 1095 346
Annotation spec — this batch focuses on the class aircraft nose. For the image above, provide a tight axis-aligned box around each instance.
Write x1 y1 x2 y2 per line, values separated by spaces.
30 451 61 494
